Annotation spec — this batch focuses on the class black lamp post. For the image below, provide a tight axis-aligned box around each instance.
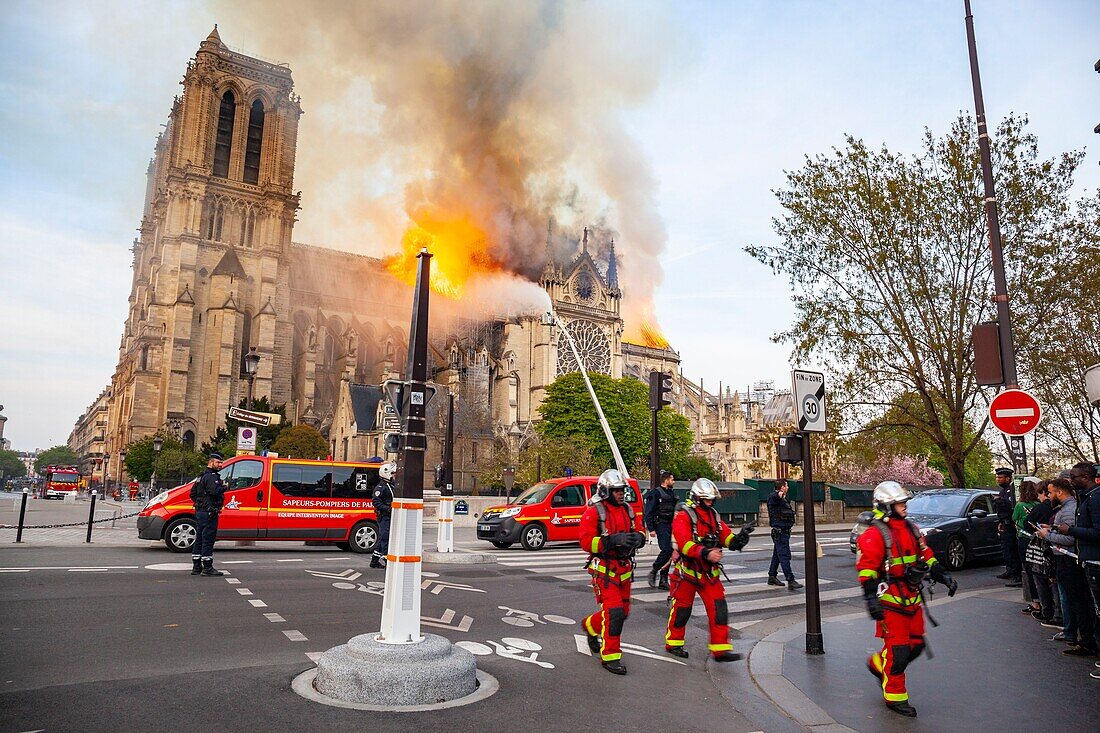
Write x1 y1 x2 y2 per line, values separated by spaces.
103 452 110 497
244 348 261 410
152 436 163 496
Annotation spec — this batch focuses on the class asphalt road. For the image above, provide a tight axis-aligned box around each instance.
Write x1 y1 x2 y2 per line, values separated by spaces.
0 526 1009 733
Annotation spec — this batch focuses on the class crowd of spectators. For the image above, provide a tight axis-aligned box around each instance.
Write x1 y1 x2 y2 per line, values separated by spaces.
1004 463 1100 681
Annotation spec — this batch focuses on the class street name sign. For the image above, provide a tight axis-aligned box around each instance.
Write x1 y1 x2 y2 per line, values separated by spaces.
792 370 826 433
988 389 1042 436
228 406 274 427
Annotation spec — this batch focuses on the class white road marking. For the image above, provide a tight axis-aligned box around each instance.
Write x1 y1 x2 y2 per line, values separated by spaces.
220 560 253 564
323 557 350 560
226 578 241 584
68 568 109 572
264 613 286 623
306 652 324 662
277 558 304 563
0 570 30 573
283 630 308 641
727 586 862 613
0 566 139 571
248 599 268 607
236 588 253 596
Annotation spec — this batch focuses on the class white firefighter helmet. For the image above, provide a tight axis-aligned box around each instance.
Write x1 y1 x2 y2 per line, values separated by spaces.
690 478 720 502
873 480 911 512
594 469 628 502
379 462 398 481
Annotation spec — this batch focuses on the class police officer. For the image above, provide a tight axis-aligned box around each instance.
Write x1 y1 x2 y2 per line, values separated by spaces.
767 479 802 590
857 481 957 718
190 452 226 577
644 470 678 589
665 478 753 661
370 461 396 569
993 467 1022 585
579 469 647 675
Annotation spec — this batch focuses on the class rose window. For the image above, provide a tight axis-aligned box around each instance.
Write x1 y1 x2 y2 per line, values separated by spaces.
556 320 611 376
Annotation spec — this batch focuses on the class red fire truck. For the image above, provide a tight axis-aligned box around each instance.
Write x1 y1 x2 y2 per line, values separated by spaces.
43 465 82 499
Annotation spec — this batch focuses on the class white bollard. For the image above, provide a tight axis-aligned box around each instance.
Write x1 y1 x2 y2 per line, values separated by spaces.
378 498 424 644
436 489 455 553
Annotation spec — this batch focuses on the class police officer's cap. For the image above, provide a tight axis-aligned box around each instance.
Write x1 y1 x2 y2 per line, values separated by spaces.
994 467 1013 477
208 451 224 461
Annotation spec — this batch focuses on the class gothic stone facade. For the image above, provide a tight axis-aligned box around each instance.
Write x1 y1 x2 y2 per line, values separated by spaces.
93 31 785 487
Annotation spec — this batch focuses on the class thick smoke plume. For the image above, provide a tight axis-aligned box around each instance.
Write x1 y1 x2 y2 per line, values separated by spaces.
219 0 676 338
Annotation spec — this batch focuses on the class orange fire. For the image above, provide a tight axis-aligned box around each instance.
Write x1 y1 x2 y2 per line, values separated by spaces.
385 214 504 299
624 320 670 349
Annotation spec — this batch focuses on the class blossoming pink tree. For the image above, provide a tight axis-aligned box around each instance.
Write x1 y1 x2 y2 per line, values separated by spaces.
834 454 944 487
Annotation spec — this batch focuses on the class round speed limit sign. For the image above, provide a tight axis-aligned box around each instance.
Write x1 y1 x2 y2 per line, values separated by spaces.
802 395 820 421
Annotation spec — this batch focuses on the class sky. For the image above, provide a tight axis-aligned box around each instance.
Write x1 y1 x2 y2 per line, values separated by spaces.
1 0 1097 452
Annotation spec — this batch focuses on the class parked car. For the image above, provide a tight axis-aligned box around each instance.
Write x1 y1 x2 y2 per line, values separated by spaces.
848 488 1002 570
476 476 643 551
137 455 383 553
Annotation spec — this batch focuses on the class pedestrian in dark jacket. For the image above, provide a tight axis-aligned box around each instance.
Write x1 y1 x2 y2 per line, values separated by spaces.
1025 482 1059 624
1061 463 1100 660
993 467 1021 583
1039 478 1094 656
644 471 678 589
767 480 802 590
190 452 226 576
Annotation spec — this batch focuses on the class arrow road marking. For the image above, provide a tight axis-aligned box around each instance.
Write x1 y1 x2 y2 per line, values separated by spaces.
305 568 362 581
573 635 685 666
422 579 486 595
421 608 474 632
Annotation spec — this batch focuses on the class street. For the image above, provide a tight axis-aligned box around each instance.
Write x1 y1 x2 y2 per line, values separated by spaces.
4 517 1078 733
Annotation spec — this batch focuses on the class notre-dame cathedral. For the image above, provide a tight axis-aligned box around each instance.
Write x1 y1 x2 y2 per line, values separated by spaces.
83 29 792 490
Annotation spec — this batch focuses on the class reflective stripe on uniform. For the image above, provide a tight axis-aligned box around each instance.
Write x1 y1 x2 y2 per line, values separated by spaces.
859 569 878 580
880 593 921 607
888 554 919 566
708 642 732 652
682 540 698 555
590 537 601 554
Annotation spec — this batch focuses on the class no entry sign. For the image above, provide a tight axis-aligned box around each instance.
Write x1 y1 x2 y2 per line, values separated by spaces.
988 389 1042 436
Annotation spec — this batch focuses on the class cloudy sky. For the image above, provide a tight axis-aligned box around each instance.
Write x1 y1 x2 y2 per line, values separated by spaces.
1 0 1097 451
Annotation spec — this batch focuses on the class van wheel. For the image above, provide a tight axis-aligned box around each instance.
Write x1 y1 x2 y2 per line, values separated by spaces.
520 523 547 551
164 518 197 553
348 521 379 554
491 540 513 549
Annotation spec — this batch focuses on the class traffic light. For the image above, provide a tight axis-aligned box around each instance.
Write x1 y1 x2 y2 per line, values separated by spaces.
777 433 805 464
649 370 673 411
383 433 400 454
433 463 445 489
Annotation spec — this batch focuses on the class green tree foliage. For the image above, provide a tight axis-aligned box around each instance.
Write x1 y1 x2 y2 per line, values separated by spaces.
124 432 206 484
476 435 602 493
33 445 79 474
271 424 329 459
0 449 27 480
747 114 1089 486
664 454 722 482
536 372 694 471
200 396 289 458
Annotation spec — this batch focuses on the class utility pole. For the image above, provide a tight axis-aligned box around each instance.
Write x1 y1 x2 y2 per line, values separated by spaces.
964 0 1018 390
436 392 455 553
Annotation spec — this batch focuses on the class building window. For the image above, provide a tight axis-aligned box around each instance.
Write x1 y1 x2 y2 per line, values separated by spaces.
213 91 236 178
182 430 195 449
239 311 253 377
243 100 264 184
471 442 478 465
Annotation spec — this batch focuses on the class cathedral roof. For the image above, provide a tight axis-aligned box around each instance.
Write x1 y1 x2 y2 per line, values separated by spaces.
606 239 619 291
348 382 383 433
206 25 222 44
211 247 246 279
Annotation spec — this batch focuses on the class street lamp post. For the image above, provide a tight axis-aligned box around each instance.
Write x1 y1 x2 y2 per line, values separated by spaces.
152 436 163 497
103 453 110 498
244 347 261 411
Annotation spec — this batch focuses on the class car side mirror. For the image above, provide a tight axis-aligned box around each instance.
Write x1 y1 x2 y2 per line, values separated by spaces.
968 508 988 518
856 511 875 526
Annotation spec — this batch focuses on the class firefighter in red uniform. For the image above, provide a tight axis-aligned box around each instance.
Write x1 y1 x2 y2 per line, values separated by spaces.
857 481 958 718
664 478 754 661
579 469 647 675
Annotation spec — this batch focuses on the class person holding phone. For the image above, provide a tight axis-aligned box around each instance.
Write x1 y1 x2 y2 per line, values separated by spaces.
1013 478 1041 614
1025 481 1060 626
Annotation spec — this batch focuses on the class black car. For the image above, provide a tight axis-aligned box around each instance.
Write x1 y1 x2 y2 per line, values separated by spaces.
849 488 1003 570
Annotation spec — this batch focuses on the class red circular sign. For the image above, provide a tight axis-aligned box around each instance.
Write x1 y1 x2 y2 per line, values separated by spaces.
988 389 1042 436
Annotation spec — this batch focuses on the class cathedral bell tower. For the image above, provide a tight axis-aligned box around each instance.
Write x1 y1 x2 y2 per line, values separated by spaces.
107 27 303 451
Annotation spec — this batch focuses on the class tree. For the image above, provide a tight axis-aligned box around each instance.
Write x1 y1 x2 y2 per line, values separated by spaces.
271 424 329 459
0 449 27 481
34 445 79 475
834 454 945 487
537 372 695 471
124 432 206 484
476 434 602 492
665 454 722 482
747 113 1086 486
200 396 289 458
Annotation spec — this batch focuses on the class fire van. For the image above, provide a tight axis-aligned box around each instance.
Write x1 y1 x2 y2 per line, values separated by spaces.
475 475 643 551
137 455 384 553
43 465 82 499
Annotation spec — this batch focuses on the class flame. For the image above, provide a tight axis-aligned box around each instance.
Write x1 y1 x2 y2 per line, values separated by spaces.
624 320 670 349
385 213 504 299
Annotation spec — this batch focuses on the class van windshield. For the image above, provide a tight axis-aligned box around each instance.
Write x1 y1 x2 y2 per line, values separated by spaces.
512 483 556 506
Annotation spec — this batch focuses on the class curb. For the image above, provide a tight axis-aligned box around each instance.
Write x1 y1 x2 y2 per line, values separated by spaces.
746 587 994 732
423 550 497 565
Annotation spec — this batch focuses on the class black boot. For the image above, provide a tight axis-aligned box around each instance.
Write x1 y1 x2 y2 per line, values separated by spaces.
658 571 669 590
200 559 224 577
586 632 601 655
713 651 743 662
370 554 386 569
767 575 784 586
601 660 627 675
190 558 202 575
647 569 658 588
788 579 803 590
886 701 918 717
666 646 689 659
